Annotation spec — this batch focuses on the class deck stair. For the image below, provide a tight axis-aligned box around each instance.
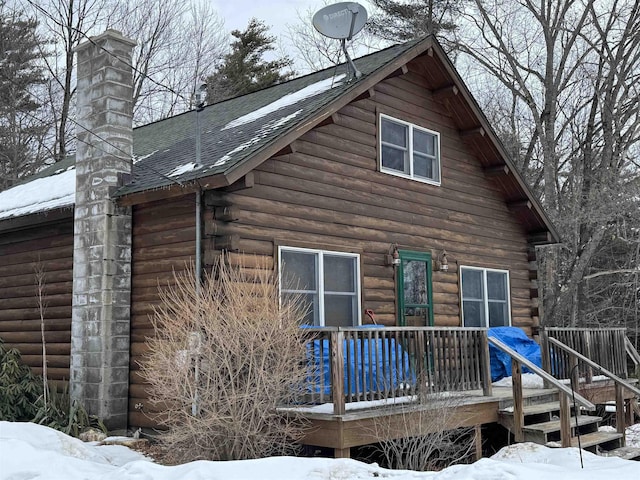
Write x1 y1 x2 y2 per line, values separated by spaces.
498 397 639 459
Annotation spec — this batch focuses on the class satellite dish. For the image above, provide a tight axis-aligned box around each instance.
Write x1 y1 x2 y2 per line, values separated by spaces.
313 2 368 40
312 2 368 80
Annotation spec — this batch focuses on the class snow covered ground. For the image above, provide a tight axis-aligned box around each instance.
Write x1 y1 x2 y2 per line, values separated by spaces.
1 421 639 480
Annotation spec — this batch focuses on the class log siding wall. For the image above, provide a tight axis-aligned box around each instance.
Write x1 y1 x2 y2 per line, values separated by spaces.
128 196 196 428
207 71 536 332
0 218 74 383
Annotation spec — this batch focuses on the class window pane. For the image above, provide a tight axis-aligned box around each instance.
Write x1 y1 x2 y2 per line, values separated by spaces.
284 292 318 325
404 307 430 326
487 271 507 300
381 118 407 147
462 269 483 300
324 294 356 327
413 129 435 156
281 250 316 291
382 145 407 173
463 300 485 327
488 302 508 327
324 255 356 293
403 259 428 305
413 153 434 180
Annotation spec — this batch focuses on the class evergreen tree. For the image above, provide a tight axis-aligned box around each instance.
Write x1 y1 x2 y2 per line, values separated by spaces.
0 2 48 190
367 0 464 42
207 19 294 103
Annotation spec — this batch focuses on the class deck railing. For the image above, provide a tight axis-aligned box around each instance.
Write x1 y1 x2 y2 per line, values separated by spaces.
302 326 492 414
540 327 628 382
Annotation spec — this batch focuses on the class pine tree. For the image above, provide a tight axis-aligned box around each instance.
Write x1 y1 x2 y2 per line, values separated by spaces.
0 2 48 190
207 19 294 103
367 0 464 41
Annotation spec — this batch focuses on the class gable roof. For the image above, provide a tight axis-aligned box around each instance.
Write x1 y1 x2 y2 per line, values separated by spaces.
0 35 559 243
120 37 426 197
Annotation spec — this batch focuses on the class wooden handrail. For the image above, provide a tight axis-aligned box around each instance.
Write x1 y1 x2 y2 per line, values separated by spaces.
547 337 640 397
626 337 640 367
489 337 595 447
488 337 596 409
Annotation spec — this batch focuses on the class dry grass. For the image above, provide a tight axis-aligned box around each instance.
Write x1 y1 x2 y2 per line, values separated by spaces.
140 256 310 462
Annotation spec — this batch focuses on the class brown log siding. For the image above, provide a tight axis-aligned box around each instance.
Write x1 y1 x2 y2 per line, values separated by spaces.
0 218 73 382
128 196 196 428
127 69 539 429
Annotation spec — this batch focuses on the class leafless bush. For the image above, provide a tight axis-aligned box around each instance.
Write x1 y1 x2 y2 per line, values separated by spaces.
140 256 310 462
371 393 476 471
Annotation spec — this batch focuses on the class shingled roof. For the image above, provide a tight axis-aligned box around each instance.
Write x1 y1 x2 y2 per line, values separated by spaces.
0 35 559 242
121 37 425 197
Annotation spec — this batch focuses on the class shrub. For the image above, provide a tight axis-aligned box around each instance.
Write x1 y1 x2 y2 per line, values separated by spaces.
33 383 106 437
140 256 310 462
0 339 42 421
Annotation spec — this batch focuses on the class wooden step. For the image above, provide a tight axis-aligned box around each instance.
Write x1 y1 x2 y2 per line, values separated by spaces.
569 431 623 449
524 415 602 435
602 446 640 461
522 415 602 444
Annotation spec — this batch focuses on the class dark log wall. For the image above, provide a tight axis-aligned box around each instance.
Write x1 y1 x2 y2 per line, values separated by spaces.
206 70 537 333
128 195 196 428
127 69 540 429
0 218 74 383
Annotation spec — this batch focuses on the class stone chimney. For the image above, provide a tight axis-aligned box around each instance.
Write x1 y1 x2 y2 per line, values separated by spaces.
71 30 136 431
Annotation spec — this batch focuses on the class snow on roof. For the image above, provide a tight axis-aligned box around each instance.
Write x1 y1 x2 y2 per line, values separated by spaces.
168 162 202 177
0 167 75 221
213 110 303 167
222 74 347 130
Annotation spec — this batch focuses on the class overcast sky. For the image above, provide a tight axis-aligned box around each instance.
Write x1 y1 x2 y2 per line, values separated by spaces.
211 0 375 40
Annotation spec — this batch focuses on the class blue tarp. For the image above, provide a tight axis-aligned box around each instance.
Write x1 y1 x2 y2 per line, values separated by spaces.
488 327 542 381
306 326 413 395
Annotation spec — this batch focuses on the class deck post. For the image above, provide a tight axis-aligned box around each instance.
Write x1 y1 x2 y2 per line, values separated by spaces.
540 328 552 389
480 331 493 396
559 393 571 448
334 447 350 458
569 356 579 390
474 424 483 460
615 383 625 439
583 331 593 384
511 359 524 442
331 330 345 416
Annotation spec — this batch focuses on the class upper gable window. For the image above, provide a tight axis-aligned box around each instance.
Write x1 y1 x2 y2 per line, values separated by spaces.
379 114 441 185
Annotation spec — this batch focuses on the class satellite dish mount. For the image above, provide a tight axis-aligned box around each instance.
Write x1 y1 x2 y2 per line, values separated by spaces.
313 2 368 80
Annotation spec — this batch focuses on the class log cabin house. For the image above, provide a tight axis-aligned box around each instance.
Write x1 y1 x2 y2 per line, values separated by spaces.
1 30 638 459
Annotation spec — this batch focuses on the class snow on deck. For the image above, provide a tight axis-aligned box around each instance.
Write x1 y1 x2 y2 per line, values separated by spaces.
222 74 346 130
0 167 75 221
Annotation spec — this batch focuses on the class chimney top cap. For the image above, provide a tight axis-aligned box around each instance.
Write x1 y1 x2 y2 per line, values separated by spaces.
73 29 136 54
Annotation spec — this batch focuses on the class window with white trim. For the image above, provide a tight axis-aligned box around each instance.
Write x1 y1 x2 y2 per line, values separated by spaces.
460 267 511 328
379 114 441 184
279 246 361 327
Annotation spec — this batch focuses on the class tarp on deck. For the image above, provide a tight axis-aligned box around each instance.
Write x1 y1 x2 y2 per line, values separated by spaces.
306 326 413 396
488 327 542 382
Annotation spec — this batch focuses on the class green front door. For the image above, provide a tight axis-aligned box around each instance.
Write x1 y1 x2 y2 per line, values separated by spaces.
397 250 434 326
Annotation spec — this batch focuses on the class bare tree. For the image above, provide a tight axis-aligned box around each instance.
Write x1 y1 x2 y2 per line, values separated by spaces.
113 0 226 123
456 1 640 327
34 262 48 407
285 1 383 73
140 258 310 462
27 0 115 161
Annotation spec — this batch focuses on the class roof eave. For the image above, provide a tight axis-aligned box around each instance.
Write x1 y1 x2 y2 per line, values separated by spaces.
0 206 74 233
425 41 560 244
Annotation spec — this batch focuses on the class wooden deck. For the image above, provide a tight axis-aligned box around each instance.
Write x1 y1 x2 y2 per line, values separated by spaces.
289 327 639 458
